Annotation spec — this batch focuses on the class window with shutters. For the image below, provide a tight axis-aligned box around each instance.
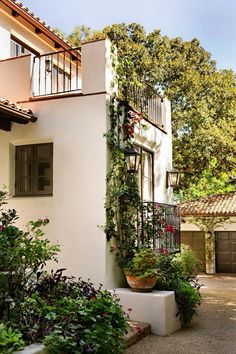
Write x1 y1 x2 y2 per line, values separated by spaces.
15 143 53 196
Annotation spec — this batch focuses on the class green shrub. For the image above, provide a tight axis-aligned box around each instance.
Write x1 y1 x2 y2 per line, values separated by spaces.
175 280 201 325
175 245 203 276
0 323 25 354
0 191 128 353
0 190 59 306
43 292 127 354
155 253 201 326
14 271 128 353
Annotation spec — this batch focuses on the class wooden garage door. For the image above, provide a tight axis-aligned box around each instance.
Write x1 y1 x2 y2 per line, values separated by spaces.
181 231 206 272
216 231 236 273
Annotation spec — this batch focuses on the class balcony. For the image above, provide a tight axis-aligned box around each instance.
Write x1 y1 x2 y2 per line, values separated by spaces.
32 48 81 97
123 84 164 128
137 202 180 253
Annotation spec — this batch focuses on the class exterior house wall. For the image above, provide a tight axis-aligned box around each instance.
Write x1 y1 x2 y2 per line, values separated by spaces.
0 3 175 287
0 94 109 287
134 98 173 204
81 40 114 95
0 4 82 101
0 17 10 59
0 55 31 101
0 2 67 58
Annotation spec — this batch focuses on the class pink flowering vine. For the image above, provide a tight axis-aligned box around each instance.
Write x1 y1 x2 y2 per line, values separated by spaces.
165 224 174 233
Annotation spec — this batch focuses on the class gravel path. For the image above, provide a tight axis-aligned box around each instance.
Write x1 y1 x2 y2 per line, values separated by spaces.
125 278 236 354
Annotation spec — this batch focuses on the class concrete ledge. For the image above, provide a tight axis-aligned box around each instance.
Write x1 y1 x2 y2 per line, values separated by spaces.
15 344 47 354
125 321 151 348
114 288 181 336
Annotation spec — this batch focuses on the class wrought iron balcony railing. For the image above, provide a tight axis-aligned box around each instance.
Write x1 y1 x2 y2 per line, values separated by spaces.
137 202 180 253
32 48 81 97
123 84 164 128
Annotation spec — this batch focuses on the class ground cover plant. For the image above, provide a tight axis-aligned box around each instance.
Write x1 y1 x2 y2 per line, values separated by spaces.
0 190 128 354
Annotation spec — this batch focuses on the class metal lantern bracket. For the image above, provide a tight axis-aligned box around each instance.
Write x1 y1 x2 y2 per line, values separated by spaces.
124 146 141 173
166 169 180 188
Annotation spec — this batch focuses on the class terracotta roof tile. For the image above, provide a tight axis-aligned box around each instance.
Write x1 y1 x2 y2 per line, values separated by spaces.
180 192 236 217
0 98 36 121
9 0 69 44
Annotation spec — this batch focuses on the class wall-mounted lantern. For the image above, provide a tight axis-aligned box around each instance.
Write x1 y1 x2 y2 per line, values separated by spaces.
166 168 180 188
45 57 52 73
124 147 141 173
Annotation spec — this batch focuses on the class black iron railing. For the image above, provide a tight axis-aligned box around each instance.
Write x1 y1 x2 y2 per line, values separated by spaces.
32 48 81 96
137 202 180 253
123 84 164 128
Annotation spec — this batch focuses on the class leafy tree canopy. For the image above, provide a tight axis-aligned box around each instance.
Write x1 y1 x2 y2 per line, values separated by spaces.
66 24 236 200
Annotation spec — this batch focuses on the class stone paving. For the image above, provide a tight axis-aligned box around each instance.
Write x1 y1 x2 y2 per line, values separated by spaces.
125 274 236 354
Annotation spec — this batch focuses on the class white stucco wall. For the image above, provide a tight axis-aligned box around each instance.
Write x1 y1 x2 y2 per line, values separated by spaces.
0 94 109 287
0 17 10 59
0 55 31 101
134 98 174 205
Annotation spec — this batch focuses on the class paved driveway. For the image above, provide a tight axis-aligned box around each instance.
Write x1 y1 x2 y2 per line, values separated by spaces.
125 274 236 354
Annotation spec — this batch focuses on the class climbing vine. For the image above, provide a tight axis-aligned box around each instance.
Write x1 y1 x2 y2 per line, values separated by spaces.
105 94 143 267
105 46 180 268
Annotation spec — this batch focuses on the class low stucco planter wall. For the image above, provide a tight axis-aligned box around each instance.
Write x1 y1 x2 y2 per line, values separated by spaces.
15 344 47 354
114 288 181 336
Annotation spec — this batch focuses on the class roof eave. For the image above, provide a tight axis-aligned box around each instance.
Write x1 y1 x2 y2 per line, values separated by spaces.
0 104 37 123
2 0 80 57
181 213 236 218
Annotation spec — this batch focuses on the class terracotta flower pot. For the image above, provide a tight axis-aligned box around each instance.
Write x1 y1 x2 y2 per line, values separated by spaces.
125 275 157 292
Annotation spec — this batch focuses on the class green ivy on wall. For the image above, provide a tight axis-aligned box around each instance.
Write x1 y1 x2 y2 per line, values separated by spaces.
104 94 142 267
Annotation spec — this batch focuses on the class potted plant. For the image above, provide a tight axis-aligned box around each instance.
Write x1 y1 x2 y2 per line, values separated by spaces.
124 248 159 292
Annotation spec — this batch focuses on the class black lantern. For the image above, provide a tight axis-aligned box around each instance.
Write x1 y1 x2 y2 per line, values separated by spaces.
45 57 52 73
166 168 180 188
124 147 141 173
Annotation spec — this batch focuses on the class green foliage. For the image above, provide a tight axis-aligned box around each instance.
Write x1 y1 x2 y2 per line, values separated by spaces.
124 248 159 278
105 97 142 267
0 191 59 305
43 292 127 354
67 25 104 47
178 158 235 201
175 280 201 325
0 323 25 354
13 272 127 354
155 253 201 326
0 191 128 353
175 245 203 276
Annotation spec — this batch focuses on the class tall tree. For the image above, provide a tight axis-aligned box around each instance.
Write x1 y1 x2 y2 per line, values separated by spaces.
67 24 236 200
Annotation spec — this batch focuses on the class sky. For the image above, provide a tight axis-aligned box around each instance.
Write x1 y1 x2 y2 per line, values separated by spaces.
22 0 236 71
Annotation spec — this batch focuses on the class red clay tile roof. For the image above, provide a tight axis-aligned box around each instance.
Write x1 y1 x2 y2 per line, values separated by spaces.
180 192 236 217
10 0 68 42
3 0 75 51
0 98 36 122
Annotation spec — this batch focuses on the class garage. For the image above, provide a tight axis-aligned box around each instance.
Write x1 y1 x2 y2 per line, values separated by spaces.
216 231 236 273
180 192 236 274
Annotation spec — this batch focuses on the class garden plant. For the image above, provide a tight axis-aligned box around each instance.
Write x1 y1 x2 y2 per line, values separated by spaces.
0 190 128 354
155 250 201 325
105 89 201 325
